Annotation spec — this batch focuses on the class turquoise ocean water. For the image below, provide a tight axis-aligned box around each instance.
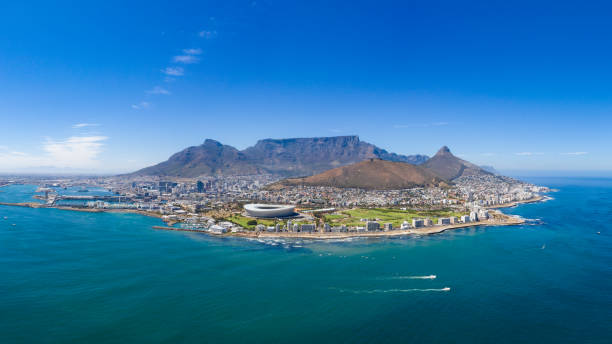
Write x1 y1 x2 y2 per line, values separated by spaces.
1 178 611 343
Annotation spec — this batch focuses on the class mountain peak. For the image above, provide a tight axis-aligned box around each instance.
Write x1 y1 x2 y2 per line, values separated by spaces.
203 139 223 146
423 145 492 180
436 146 452 155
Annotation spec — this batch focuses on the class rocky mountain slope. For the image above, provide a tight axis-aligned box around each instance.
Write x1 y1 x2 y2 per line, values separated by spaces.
130 136 428 177
132 139 262 177
273 159 448 190
421 146 492 180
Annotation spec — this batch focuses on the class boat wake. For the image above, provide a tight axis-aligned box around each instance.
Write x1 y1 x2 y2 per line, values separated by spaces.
388 275 437 280
331 287 450 294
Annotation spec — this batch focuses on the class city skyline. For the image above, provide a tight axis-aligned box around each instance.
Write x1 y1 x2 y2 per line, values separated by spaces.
2 1 612 174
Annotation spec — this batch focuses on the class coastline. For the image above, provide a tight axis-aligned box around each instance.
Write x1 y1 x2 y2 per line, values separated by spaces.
1 195 544 240
0 202 163 219
151 210 525 240
486 195 546 209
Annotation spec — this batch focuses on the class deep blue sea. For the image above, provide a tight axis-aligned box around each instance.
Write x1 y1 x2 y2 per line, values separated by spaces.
1 178 611 343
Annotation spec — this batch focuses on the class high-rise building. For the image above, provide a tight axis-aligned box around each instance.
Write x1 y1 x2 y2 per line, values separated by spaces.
366 221 380 231
438 218 451 225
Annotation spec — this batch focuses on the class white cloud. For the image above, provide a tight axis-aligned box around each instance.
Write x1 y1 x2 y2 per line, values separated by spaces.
161 66 184 76
173 55 199 64
0 136 108 170
198 30 217 39
515 152 544 156
182 48 202 55
43 136 108 168
131 101 150 110
481 152 496 156
562 152 588 156
72 123 99 129
432 122 449 126
146 86 170 95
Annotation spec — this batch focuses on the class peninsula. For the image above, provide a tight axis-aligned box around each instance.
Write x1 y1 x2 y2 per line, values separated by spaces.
0 138 549 241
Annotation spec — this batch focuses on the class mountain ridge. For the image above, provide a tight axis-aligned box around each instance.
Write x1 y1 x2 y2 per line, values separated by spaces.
130 136 428 178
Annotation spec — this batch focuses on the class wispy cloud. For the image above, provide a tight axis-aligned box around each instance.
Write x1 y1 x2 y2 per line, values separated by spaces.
432 122 449 126
131 101 150 110
515 152 544 156
198 30 217 39
562 152 588 156
43 136 108 167
481 152 496 156
173 55 199 64
72 123 99 129
0 135 108 170
146 86 170 95
161 66 184 76
182 48 202 55
135 32 211 111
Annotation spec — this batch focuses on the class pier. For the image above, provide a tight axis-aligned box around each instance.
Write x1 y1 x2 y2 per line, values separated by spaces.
47 195 130 205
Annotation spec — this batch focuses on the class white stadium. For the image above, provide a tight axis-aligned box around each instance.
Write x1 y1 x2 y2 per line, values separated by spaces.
244 204 296 218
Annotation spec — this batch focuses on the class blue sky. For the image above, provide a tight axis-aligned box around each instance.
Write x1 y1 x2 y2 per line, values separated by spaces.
1 0 611 174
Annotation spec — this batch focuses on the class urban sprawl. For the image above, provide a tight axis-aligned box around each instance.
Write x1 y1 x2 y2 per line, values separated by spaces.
1 174 548 236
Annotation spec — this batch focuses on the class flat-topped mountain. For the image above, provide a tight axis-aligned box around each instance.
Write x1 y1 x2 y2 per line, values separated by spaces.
273 159 448 190
130 136 428 178
421 146 492 180
243 136 427 176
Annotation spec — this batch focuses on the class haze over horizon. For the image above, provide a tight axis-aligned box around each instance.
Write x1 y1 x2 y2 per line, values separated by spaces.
2 1 612 174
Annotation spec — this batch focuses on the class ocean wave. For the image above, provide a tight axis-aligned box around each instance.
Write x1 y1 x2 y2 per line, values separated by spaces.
525 218 545 225
244 237 307 249
331 287 450 294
